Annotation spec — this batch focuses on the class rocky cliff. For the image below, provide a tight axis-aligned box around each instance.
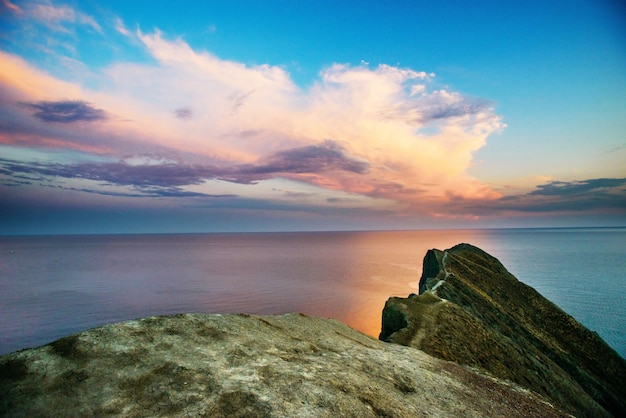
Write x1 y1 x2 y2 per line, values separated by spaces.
380 243 626 417
0 313 565 417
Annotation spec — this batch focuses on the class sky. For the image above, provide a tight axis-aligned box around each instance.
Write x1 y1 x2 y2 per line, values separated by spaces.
0 0 625 234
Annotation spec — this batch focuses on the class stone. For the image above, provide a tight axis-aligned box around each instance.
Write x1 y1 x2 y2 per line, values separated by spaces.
1 312 566 417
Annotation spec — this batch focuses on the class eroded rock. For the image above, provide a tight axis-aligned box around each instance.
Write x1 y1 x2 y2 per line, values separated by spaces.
1 313 565 417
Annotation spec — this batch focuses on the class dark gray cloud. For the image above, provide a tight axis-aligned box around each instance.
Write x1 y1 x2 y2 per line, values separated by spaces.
174 107 193 120
1 139 370 192
237 140 369 181
0 141 369 197
82 185 230 199
326 197 361 204
132 185 233 198
0 159 219 187
440 178 626 216
271 188 316 199
421 99 490 121
498 179 626 213
20 100 108 123
3 150 623 217
0 179 32 187
1 160 238 199
528 178 626 197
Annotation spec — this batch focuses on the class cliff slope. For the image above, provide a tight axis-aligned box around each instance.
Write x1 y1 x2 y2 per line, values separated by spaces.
380 243 626 417
1 313 565 417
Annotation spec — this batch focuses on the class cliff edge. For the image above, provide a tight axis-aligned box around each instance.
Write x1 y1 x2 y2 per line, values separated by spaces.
380 243 626 417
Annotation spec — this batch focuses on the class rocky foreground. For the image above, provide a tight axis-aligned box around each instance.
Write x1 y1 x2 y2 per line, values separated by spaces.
1 243 624 417
1 313 565 417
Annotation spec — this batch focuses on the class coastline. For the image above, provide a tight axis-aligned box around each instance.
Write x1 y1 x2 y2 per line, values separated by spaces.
2 228 625 357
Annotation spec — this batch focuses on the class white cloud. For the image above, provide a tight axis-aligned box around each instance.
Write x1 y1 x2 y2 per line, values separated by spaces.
76 11 101 32
114 16 130 37
26 0 101 33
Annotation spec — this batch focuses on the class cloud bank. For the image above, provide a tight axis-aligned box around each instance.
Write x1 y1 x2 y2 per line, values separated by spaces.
0 26 505 214
1 4 623 230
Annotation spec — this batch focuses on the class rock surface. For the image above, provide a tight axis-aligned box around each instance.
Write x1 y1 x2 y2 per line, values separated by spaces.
381 243 626 417
1 312 566 417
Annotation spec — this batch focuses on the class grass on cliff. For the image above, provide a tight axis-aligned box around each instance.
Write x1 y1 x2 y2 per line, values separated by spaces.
385 244 625 417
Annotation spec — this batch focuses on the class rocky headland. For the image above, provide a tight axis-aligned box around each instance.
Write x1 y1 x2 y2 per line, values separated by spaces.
1 243 624 417
381 243 626 417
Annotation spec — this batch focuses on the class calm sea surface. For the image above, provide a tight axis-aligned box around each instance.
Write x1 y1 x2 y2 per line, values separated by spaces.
1 228 624 357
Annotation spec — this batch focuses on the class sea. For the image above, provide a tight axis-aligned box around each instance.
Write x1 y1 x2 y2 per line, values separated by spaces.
0 228 624 358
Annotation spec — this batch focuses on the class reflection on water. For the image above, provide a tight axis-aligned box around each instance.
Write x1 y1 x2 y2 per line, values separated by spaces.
1 228 625 357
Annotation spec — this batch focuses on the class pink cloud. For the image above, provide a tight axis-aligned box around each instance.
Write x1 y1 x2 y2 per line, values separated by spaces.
114 16 130 37
0 29 506 216
2 0 22 13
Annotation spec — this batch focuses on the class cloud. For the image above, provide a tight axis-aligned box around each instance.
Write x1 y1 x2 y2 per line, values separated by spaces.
229 90 254 115
0 141 370 191
27 0 101 33
1 0 22 13
420 95 491 123
236 140 369 182
1 6 624 231
114 16 131 37
55 184 218 199
20 100 108 123
1 28 506 218
432 178 626 217
379 89 494 126
173 107 193 120
0 156 238 199
0 158 213 187
102 30 504 202
507 178 626 213
528 178 626 197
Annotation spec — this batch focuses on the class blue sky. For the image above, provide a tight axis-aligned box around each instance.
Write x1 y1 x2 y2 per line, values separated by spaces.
0 0 625 234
